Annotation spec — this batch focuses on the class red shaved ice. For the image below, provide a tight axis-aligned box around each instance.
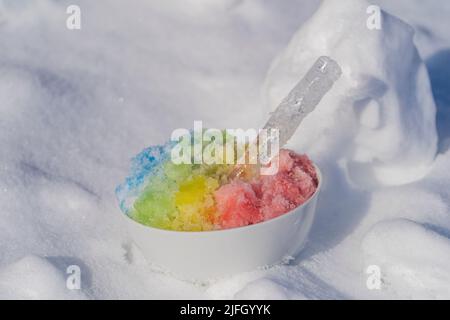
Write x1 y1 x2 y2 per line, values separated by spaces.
214 150 318 228
214 181 262 229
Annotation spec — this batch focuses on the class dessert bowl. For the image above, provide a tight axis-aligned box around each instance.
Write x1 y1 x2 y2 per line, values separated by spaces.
120 165 322 281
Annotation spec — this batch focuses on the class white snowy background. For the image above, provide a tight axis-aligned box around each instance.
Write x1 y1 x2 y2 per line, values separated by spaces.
0 0 449 299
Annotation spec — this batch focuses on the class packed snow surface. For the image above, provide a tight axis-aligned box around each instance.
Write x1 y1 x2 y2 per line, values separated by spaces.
0 0 449 299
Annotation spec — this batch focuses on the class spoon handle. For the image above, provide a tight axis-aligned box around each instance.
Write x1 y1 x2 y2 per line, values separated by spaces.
263 56 342 149
231 56 342 179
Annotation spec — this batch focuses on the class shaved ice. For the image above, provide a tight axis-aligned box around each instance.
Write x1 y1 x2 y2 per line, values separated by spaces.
116 143 318 231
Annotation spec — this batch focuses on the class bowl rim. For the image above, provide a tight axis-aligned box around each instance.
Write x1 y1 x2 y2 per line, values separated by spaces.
121 164 322 235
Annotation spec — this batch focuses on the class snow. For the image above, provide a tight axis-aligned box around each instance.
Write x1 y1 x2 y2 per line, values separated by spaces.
264 0 437 187
0 255 86 299
0 0 449 299
362 219 450 299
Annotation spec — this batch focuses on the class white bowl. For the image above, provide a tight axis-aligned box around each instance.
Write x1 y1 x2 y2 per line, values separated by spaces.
121 166 321 281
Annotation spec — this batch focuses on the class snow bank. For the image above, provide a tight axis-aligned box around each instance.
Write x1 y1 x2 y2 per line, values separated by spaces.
264 0 437 186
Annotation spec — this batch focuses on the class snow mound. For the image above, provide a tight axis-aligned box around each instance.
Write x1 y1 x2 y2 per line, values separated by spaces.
263 0 437 186
0 255 86 300
362 219 450 299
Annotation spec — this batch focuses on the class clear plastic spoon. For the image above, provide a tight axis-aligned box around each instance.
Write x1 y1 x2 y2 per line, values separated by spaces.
231 56 342 179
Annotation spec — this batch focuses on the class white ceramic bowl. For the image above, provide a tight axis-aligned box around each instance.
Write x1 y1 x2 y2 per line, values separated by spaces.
121 166 321 281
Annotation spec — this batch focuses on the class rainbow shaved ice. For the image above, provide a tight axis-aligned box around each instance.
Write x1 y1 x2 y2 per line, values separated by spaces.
116 143 318 231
